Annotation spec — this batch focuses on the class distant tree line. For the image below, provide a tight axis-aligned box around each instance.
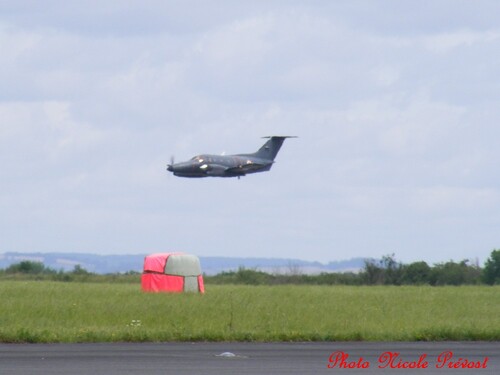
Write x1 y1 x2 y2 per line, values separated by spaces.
360 255 482 286
0 261 140 283
1 250 499 286
207 249 500 286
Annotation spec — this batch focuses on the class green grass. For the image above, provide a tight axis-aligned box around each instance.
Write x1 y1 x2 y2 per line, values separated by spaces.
0 282 498 343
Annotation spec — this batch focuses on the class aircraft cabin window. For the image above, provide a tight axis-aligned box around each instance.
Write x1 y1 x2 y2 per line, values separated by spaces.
191 156 204 163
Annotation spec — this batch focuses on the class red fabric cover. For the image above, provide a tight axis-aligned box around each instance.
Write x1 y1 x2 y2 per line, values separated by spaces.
143 253 183 273
141 273 185 292
198 275 205 294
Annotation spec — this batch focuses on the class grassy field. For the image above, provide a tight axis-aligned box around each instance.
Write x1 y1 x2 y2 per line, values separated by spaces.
0 281 498 343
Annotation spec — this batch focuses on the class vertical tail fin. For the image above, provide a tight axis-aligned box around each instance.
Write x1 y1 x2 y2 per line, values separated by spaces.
253 136 296 161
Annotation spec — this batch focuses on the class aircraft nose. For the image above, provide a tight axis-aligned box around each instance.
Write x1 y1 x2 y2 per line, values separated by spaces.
167 164 174 172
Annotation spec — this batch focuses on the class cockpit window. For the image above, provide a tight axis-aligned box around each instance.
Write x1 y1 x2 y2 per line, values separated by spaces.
191 156 204 163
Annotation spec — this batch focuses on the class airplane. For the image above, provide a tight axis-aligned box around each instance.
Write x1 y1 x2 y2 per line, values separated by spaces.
166 136 296 178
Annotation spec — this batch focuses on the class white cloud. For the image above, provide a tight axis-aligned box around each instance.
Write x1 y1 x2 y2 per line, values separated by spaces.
422 29 500 54
370 65 400 87
410 186 499 215
194 15 273 66
0 101 103 157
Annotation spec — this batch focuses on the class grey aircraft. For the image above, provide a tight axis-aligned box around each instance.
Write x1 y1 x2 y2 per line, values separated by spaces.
166 136 296 178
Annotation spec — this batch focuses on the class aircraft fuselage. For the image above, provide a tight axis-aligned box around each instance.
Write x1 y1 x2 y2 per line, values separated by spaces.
167 154 271 178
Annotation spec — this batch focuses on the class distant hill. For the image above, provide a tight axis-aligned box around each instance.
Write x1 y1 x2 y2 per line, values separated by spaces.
0 252 366 275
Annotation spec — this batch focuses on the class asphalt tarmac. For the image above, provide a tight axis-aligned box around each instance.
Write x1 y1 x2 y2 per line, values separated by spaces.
0 341 498 375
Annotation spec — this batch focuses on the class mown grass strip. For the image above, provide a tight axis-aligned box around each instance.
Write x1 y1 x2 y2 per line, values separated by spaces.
0 282 498 343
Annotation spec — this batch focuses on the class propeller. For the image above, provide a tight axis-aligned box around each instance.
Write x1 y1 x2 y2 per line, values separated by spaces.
167 155 175 172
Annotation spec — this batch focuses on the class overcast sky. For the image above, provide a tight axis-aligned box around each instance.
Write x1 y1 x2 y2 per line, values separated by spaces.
1 1 499 265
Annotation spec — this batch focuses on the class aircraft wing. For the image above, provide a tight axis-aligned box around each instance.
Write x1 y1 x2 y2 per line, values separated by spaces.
226 162 269 175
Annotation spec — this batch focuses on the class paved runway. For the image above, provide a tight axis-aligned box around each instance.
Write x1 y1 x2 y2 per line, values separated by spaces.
0 341 498 374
